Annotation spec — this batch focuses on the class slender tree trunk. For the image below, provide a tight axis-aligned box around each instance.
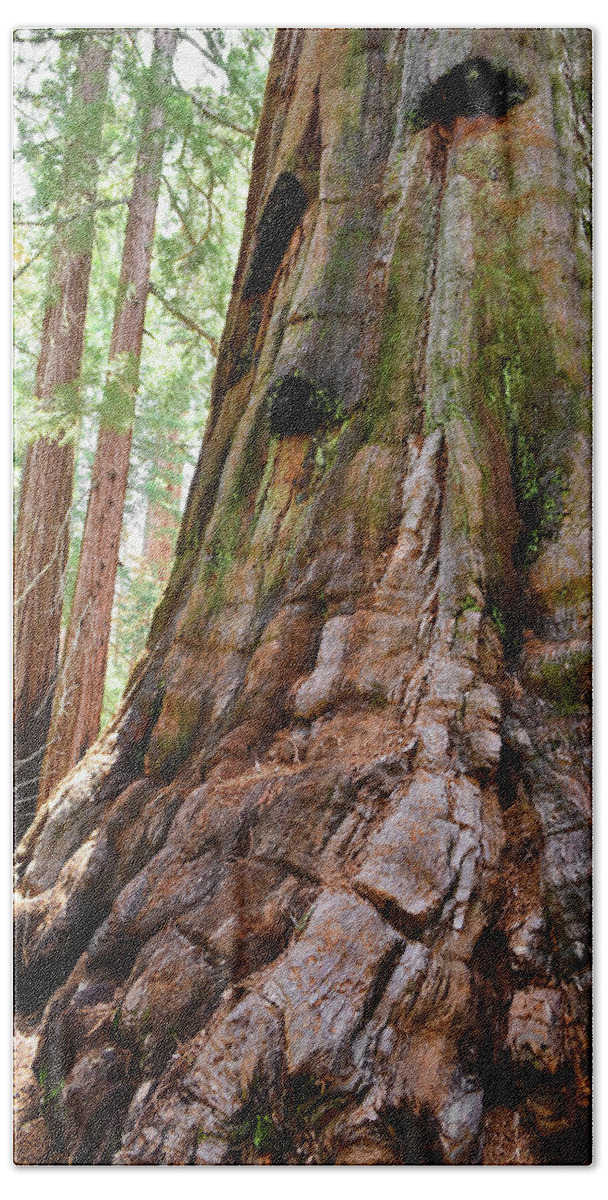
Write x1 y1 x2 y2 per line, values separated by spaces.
39 30 178 805
112 433 184 683
16 30 591 1166
143 427 184 575
13 33 112 837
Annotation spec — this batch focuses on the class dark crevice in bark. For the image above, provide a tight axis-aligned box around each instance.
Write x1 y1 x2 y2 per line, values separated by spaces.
496 739 522 810
541 1111 591 1165
383 1103 444 1165
130 682 166 774
86 928 143 983
470 925 518 1111
356 938 404 1032
353 884 428 942
16 899 110 1017
248 854 320 888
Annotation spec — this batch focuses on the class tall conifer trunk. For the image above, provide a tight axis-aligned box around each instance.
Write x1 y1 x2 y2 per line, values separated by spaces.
142 423 184 577
16 29 591 1166
13 33 112 837
39 30 178 806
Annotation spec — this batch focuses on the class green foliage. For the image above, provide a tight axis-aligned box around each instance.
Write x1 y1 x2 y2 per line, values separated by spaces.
13 30 114 470
15 27 274 729
229 1102 278 1157
462 594 482 613
36 1062 65 1108
253 1113 273 1149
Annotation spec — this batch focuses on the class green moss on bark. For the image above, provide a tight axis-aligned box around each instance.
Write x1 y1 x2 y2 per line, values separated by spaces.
536 650 591 714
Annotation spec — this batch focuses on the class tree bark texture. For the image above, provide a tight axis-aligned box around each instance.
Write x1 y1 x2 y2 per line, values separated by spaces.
15 29 591 1166
39 30 179 807
13 33 112 838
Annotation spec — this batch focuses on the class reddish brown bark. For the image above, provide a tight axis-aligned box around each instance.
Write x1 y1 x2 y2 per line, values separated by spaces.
13 34 112 837
39 30 178 805
143 429 184 573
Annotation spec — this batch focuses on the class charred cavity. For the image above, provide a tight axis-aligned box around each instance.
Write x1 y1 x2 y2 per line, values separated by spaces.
227 173 308 388
268 374 343 438
412 57 528 129
243 172 308 299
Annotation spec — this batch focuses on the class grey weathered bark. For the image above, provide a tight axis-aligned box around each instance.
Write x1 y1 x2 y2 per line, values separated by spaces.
15 29 591 1166
38 30 178 807
13 32 113 839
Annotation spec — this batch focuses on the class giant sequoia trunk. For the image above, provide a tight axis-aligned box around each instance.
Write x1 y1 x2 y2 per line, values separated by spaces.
13 33 112 837
14 29 591 1166
38 30 178 806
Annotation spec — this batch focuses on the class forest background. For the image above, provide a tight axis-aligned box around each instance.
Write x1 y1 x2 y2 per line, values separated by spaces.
13 25 274 833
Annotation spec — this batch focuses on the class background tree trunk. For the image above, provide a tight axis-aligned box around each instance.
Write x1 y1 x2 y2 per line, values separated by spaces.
13 32 112 839
39 30 178 806
15 29 591 1166
142 421 184 577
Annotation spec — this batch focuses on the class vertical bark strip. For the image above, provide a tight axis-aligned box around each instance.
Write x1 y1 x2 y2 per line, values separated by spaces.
15 30 591 1166
13 33 113 837
39 30 179 806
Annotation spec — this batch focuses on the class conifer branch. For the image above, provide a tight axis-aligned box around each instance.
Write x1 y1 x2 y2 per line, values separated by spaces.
171 72 255 139
148 283 218 356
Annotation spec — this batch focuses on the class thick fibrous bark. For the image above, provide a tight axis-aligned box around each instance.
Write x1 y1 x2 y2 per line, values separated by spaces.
39 30 178 807
15 29 591 1166
13 34 112 837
